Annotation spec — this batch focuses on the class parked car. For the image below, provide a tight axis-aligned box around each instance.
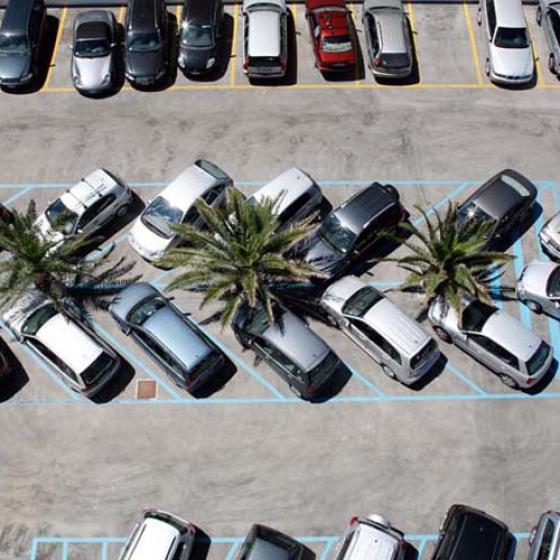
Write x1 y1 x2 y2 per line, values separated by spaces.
3 292 121 397
332 513 407 560
178 0 223 74
477 0 534 85
295 182 406 281
242 0 288 79
321 275 440 384
536 0 560 74
0 203 14 225
246 167 324 230
232 302 340 398
128 160 233 262
456 169 537 249
539 210 560 259
236 524 312 560
432 504 512 560
517 260 560 317
35 169 132 247
362 0 413 79
124 0 168 86
110 283 227 393
528 511 560 560
305 0 357 73
428 295 553 389
0 0 46 88
71 10 120 95
119 509 197 560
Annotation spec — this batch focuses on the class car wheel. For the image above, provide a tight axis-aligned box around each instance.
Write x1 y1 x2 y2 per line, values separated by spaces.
381 364 396 379
499 373 519 389
524 299 543 314
549 53 556 74
433 326 452 343
485 57 491 76
116 203 130 218
476 6 482 25
536 6 542 25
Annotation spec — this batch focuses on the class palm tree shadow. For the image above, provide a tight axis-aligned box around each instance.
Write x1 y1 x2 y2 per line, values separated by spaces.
0 338 29 402
90 359 135 404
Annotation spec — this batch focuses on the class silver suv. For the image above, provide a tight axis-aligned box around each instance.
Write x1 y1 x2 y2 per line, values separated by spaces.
528 511 560 560
35 169 132 247
428 295 552 389
517 260 560 318
321 275 440 385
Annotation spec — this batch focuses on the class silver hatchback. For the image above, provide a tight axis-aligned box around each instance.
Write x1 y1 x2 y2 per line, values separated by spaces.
536 0 560 75
528 511 560 560
540 210 560 259
517 260 560 318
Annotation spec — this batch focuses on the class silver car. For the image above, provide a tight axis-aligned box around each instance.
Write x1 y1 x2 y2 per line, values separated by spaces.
110 283 226 393
3 292 120 397
71 11 119 95
362 0 413 80
428 295 552 389
536 0 560 74
321 275 440 385
517 260 560 317
540 211 560 259
528 511 560 560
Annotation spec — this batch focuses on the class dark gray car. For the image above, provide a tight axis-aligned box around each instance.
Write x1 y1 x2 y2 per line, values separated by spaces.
537 0 560 74
236 525 313 560
0 0 46 88
178 0 223 74
110 283 226 393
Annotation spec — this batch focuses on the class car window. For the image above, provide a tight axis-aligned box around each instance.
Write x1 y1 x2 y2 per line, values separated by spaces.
181 23 214 47
197 160 229 181
22 305 58 336
134 329 164 354
486 0 496 35
278 191 312 224
367 14 380 54
201 187 221 206
0 34 29 55
468 334 519 369
128 31 161 52
349 318 402 364
319 213 358 254
257 338 301 376
29 339 79 383
550 9 560 43
494 27 530 48
342 286 384 318
462 301 498 332
80 197 113 228
141 196 183 239
184 205 200 224
128 296 167 326
527 342 550 376
45 199 78 235
536 520 556 560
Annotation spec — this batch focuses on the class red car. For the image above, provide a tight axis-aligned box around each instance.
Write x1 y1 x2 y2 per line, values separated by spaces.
305 0 357 72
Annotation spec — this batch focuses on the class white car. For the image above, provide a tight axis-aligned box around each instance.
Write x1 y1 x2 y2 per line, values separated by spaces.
321 275 440 385
517 260 560 318
128 160 233 263
35 169 132 247
539 211 560 259
478 0 534 85
3 292 120 397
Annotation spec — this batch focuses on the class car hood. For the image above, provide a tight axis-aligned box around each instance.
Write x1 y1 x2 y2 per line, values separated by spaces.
73 54 112 87
542 213 560 242
490 45 533 77
303 234 344 273
128 217 171 259
0 55 30 81
321 275 364 314
518 261 556 298
34 214 65 246
179 45 213 70
125 49 164 77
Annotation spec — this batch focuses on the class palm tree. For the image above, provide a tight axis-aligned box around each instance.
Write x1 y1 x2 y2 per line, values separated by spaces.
0 200 139 314
386 203 512 314
158 188 321 327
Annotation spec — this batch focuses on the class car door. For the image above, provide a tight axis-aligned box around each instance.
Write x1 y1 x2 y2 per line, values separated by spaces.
485 0 497 44
346 317 383 362
550 9 560 63
366 13 380 68
465 333 519 374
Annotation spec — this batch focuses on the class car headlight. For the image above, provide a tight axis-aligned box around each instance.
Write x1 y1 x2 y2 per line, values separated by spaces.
206 57 216 69
22 71 34 82
540 229 550 241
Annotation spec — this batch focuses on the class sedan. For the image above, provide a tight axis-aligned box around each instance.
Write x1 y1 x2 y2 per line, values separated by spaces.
517 260 560 317
110 283 227 393
71 11 119 95
295 182 406 281
305 0 357 73
539 210 560 259
428 295 552 389
232 302 340 398
536 0 560 74
456 169 537 248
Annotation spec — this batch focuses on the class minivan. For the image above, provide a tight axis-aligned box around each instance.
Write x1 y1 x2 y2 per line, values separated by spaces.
242 0 288 79
0 0 46 88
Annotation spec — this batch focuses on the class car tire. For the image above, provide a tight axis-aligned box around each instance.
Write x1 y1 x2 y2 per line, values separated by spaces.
524 299 543 314
116 203 130 218
476 6 482 25
485 57 491 76
536 6 542 25
499 373 519 389
381 364 396 379
433 326 452 343
549 53 556 74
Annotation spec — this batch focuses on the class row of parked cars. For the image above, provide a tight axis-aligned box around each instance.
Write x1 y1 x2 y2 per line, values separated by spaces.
1 163 557 399
118 506 560 560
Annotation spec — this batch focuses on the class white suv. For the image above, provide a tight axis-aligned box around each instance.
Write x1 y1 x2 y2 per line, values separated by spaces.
35 168 132 246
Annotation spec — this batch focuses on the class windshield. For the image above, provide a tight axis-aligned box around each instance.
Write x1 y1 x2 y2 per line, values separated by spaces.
22 305 58 336
0 34 29 56
527 342 550 375
494 27 530 49
321 35 353 53
74 37 111 57
319 213 357 254
457 202 496 229
128 31 161 52
181 24 214 48
141 197 183 239
461 301 498 332
45 199 78 235
127 296 167 326
342 287 384 318
246 307 271 336
547 267 560 297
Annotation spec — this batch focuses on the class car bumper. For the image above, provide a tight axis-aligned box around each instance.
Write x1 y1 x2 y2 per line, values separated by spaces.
403 350 440 385
490 70 533 85
73 80 113 95
0 73 34 88
246 69 286 78
539 234 560 260
517 351 553 389
371 66 412 79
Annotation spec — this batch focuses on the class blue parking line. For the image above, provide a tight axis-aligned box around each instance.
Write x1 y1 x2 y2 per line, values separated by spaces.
411 181 471 228
225 541 241 560
415 539 428 558
343 361 386 397
445 362 487 395
320 538 337 560
101 541 109 560
3 185 35 206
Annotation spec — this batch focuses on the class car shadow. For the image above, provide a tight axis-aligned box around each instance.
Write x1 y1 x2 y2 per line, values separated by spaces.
307 362 353 403
408 353 447 391
492 69 537 90
183 13 234 82
403 542 420 560
0 338 29 402
522 358 557 395
90 358 136 404
491 202 542 252
191 357 237 399
191 527 212 560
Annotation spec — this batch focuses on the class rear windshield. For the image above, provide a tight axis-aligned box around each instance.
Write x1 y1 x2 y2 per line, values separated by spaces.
308 351 338 383
321 35 353 53
494 27 529 49
141 196 183 239
249 56 281 68
527 342 550 375
410 338 437 370
0 34 29 55
380 52 410 68
341 286 384 318
127 296 167 326
461 301 497 332
81 352 115 386
74 37 111 58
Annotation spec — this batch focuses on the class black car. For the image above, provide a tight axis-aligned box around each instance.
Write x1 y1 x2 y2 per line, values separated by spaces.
295 182 406 281
124 0 168 86
236 525 313 560
0 0 46 88
431 504 512 560
456 169 537 248
178 0 223 74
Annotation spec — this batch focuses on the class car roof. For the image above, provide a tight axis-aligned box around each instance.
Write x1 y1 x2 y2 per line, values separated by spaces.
364 0 403 12
246 3 283 57
184 0 217 24
493 0 526 27
372 11 407 53
110 282 160 320
128 0 159 30
59 169 121 215
1 0 35 33
335 183 397 233
345 521 400 560
127 517 179 560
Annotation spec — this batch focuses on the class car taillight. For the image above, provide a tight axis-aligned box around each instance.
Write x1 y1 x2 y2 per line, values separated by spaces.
349 516 358 526
374 55 381 66
280 61 287 71
243 58 248 71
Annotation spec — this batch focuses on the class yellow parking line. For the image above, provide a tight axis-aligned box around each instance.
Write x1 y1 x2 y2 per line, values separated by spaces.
407 3 420 83
292 1 297 22
230 4 239 86
524 7 544 87
43 6 67 90
117 5 125 24
176 4 183 22
463 3 483 85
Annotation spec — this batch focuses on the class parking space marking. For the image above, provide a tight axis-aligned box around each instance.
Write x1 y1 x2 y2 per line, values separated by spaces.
117 5 125 24
44 7 67 91
411 181 471 227
446 362 487 395
407 3 419 82
525 7 545 88
230 4 239 86
176 3 183 22
463 2 484 85
343 361 387 397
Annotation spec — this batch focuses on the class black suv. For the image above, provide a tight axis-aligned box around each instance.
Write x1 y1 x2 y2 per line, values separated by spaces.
432 504 513 560
124 0 168 86
178 0 223 74
236 525 312 560
294 183 407 281
0 0 46 88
